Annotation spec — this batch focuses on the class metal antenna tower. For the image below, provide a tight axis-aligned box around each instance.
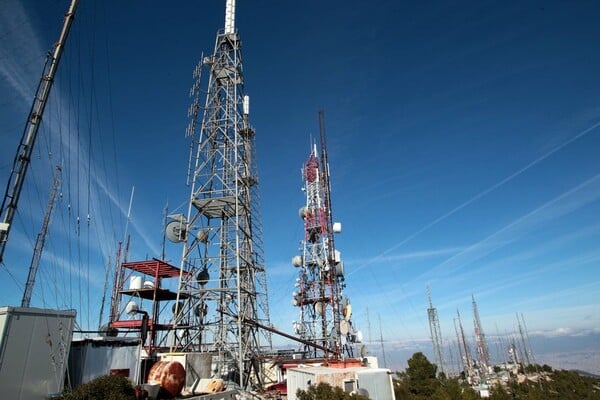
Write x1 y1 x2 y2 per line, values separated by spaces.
21 166 61 307
454 310 474 380
292 112 353 360
427 286 445 376
168 0 271 387
516 313 531 365
520 313 536 365
472 294 490 372
378 314 387 368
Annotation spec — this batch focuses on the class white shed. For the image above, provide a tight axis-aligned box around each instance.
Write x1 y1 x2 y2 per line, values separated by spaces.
287 365 395 400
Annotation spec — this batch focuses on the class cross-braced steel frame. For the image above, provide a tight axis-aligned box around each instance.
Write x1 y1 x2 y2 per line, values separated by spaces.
171 28 271 388
293 142 348 360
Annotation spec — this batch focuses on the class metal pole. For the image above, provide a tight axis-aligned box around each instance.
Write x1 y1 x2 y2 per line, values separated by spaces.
21 166 61 307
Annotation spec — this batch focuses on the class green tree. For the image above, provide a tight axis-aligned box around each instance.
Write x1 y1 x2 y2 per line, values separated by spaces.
405 352 439 397
488 384 511 400
296 382 369 400
62 375 135 400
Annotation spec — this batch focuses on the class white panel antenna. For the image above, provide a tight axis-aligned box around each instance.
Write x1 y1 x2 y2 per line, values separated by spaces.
225 0 236 34
243 95 250 116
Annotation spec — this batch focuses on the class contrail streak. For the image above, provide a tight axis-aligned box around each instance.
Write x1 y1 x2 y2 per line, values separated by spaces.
349 120 600 277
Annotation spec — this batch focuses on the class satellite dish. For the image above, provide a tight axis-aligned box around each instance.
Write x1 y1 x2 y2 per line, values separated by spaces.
298 206 308 219
197 229 209 243
292 255 303 267
293 321 304 335
194 303 207 317
335 261 344 277
166 220 186 243
341 296 350 308
333 222 342 233
343 304 352 321
196 267 210 286
356 331 364 343
340 320 349 335
314 301 325 316
125 301 139 316
172 301 184 314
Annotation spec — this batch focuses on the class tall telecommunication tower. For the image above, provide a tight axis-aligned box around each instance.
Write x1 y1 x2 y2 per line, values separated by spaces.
427 286 445 376
291 112 357 360
454 310 474 380
472 294 490 372
167 0 271 387
21 166 61 307
516 313 531 365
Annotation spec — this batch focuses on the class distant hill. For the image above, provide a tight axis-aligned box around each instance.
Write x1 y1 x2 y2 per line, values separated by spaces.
572 369 600 379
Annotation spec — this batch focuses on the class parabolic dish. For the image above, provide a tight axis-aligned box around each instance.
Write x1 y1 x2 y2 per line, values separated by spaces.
166 220 185 243
340 320 349 335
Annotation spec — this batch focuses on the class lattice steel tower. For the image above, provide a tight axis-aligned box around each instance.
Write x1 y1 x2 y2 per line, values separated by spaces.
427 286 445 376
472 294 490 373
291 112 356 360
167 0 271 387
454 310 474 381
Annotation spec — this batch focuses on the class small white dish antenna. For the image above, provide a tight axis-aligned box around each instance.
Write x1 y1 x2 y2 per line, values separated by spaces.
314 301 325 316
343 303 352 321
125 301 139 316
166 220 186 243
197 229 209 243
333 222 342 233
340 320 350 335
292 255 303 267
298 206 308 219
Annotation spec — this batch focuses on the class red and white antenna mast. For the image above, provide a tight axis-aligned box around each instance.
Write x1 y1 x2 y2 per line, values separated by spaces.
292 112 359 360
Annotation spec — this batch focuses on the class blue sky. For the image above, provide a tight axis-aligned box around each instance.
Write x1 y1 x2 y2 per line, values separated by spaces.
1 0 599 363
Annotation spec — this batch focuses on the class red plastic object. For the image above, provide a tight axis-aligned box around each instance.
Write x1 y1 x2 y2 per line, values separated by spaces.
147 361 186 398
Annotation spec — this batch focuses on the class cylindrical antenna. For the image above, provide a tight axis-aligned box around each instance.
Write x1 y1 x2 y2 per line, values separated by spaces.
243 95 250 116
224 0 236 34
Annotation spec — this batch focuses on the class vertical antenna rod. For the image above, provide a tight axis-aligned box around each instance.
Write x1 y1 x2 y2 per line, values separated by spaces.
21 166 61 307
0 0 79 264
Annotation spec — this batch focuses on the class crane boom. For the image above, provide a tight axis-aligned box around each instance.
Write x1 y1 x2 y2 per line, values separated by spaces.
0 0 78 263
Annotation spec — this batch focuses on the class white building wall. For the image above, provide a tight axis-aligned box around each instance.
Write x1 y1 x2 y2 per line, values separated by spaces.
0 307 76 400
